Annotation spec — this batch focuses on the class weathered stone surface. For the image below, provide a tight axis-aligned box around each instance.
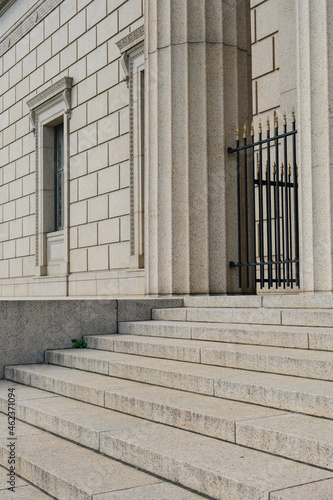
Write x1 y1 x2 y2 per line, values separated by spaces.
0 300 117 379
117 298 183 322
152 308 187 321
5 364 133 406
183 295 262 308
4 396 149 451
186 307 281 325
0 432 161 500
119 320 310 348
0 465 27 490
215 370 333 418
104 382 284 442
271 479 333 499
262 294 333 309
118 321 192 339
0 484 51 499
93 482 207 499
282 309 333 327
100 423 333 500
236 413 333 469
201 343 333 380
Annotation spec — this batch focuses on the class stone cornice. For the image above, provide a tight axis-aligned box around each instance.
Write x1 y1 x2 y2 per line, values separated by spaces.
27 77 72 134
0 0 16 17
116 25 144 53
27 77 73 110
0 0 63 56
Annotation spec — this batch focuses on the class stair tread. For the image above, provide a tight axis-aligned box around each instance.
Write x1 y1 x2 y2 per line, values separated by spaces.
152 306 333 328
1 382 333 500
0 465 51 499
120 319 333 333
6 355 333 419
1 376 333 470
87 333 333 360
46 341 333 382
118 320 333 351
0 413 205 500
100 420 333 499
43 348 333 391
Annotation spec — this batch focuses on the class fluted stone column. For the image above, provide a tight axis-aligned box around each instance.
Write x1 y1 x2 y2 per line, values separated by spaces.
145 0 252 294
297 0 333 292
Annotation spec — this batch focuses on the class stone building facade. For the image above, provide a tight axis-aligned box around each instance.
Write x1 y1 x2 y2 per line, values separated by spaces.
0 0 332 297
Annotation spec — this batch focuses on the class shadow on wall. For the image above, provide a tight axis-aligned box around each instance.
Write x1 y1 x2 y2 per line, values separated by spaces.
0 298 183 379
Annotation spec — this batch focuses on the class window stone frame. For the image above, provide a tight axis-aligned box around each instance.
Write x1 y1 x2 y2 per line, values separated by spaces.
117 26 145 269
27 77 72 277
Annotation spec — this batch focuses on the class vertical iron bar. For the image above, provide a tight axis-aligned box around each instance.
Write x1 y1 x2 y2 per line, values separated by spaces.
236 129 241 288
251 123 256 289
266 119 273 288
273 163 277 287
258 120 264 288
288 163 293 287
274 114 281 287
280 163 285 287
243 125 250 288
292 110 300 287
283 113 290 286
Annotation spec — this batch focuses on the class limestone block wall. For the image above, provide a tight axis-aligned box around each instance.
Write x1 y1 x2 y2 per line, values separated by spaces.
0 0 144 297
251 0 280 125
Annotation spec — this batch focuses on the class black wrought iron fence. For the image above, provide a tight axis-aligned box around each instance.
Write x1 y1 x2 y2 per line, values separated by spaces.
228 110 299 290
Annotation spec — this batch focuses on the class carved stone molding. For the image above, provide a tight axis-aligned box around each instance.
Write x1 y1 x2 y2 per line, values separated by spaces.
0 0 16 17
0 0 63 56
27 77 73 134
128 44 145 266
116 25 144 53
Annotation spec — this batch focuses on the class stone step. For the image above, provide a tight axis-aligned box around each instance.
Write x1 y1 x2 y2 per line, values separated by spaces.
10 351 333 418
184 293 333 309
1 382 333 499
0 411 205 500
118 320 333 351
153 307 282 323
100 421 333 500
2 372 333 471
183 295 262 308
152 306 333 328
0 465 52 499
85 334 333 380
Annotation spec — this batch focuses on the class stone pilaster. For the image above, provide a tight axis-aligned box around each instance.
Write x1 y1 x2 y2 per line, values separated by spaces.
145 0 252 294
297 0 333 292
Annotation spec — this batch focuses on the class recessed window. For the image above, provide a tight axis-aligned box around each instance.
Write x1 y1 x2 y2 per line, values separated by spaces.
54 123 64 231
27 77 72 276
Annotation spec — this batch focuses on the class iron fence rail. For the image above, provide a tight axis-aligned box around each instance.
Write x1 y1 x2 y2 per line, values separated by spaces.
228 110 300 290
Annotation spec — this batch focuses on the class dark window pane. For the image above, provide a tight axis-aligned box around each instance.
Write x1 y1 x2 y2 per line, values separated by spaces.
54 123 64 230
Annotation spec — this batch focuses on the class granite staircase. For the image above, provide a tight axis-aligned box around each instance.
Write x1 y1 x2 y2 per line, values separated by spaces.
1 294 333 499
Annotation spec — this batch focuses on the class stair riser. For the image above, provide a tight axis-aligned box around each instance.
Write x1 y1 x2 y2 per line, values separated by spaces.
77 342 333 382
236 422 333 470
118 321 333 351
153 308 282 325
0 454 89 500
118 322 192 339
183 296 262 308
5 367 106 406
99 431 333 500
100 433 265 500
2 389 331 472
153 308 333 328
40 354 333 419
201 350 333 381
113 339 201 363
215 379 333 419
